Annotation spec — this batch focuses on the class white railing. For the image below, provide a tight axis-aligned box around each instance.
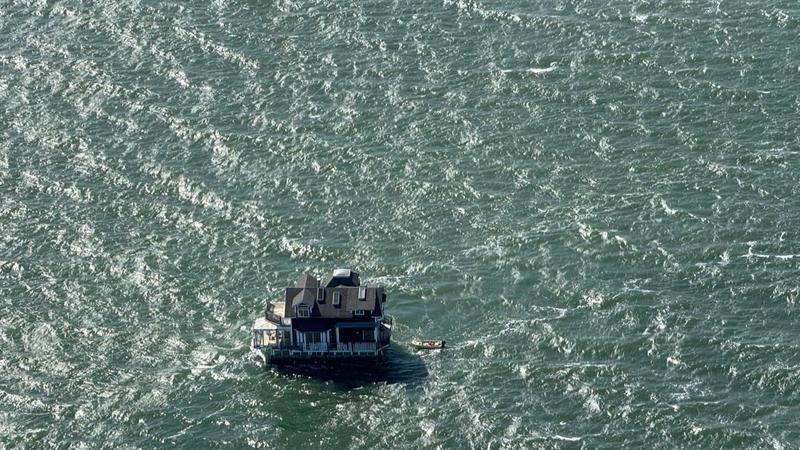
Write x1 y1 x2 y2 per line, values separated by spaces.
303 342 328 352
352 342 376 352
335 343 376 353
268 341 381 358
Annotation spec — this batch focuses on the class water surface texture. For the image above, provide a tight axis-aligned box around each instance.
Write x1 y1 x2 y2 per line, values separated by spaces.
2 0 800 448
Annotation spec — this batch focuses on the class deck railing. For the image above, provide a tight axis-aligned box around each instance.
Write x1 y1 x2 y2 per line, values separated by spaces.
269 342 381 358
355 342 377 352
303 342 328 352
265 341 379 354
264 310 283 325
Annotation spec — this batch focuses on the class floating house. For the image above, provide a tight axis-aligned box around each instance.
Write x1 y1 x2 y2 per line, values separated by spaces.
252 269 392 363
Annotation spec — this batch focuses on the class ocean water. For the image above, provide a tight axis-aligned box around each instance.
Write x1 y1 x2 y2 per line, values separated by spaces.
2 0 799 448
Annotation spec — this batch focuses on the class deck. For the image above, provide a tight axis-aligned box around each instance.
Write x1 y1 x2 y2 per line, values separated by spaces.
252 301 285 347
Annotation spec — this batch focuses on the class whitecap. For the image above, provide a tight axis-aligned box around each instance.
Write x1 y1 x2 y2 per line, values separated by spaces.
552 435 582 442
498 65 557 76
527 65 557 74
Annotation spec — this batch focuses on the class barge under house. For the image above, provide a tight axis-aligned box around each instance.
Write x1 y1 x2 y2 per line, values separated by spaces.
251 269 392 363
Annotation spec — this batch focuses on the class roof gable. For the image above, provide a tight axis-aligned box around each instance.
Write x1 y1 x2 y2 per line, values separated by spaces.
297 273 319 289
282 271 385 319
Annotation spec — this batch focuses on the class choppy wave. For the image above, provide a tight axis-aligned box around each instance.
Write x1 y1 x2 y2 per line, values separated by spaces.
2 0 799 448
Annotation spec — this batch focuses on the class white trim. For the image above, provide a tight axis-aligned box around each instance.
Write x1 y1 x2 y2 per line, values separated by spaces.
296 304 310 317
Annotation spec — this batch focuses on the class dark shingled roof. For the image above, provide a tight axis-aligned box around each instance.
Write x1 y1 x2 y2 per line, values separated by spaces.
297 273 319 289
283 270 386 320
283 286 384 318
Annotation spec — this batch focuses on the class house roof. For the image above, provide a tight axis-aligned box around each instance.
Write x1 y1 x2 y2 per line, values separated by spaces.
290 288 315 307
297 273 319 289
323 269 360 288
282 270 385 320
283 286 384 318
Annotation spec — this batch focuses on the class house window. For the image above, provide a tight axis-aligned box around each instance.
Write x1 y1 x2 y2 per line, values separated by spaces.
354 309 364 316
333 291 341 307
317 288 324 302
296 304 310 318
358 286 366 300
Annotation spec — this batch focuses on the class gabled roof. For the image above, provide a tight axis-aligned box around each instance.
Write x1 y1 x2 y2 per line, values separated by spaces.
319 286 383 318
282 270 385 320
290 288 315 307
297 273 319 289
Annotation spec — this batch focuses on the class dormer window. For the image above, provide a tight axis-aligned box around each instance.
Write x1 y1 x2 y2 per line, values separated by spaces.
358 286 366 300
296 304 310 318
333 292 341 307
317 288 324 302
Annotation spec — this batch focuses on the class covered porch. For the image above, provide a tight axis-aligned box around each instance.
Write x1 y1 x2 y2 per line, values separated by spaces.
283 322 381 356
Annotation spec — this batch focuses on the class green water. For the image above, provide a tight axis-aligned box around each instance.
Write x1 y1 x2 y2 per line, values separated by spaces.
2 0 799 448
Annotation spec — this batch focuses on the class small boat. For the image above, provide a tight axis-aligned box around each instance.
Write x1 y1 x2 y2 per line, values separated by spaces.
411 340 445 350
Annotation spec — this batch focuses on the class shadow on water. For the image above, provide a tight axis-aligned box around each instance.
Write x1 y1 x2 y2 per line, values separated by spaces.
268 344 429 390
